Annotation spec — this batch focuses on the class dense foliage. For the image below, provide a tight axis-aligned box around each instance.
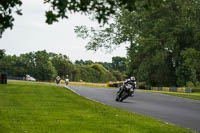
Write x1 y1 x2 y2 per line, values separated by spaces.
78 64 116 83
0 49 125 82
126 0 200 87
0 0 22 38
75 0 200 87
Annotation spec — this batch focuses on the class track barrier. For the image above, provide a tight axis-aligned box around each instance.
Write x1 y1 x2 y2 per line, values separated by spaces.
151 87 192 93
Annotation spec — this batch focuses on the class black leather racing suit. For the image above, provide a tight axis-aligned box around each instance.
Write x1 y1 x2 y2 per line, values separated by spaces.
118 79 136 97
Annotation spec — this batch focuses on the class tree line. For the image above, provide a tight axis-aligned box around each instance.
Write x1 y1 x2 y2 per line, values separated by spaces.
0 49 127 82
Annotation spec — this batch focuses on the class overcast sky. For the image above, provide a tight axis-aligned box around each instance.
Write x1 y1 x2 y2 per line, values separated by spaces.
0 0 128 63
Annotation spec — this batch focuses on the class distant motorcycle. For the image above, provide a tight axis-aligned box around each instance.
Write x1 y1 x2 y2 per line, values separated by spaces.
116 83 134 102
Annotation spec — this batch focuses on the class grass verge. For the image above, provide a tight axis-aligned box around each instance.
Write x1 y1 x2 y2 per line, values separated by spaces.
68 81 109 88
0 80 194 133
138 90 200 101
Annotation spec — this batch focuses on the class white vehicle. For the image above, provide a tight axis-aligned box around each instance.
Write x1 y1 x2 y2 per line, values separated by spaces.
25 75 36 81
29 77 36 81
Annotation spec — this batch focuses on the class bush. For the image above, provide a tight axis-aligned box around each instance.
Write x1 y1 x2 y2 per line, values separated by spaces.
78 64 116 83
72 68 81 81
186 81 195 88
111 70 124 81
137 82 150 90
192 89 200 93
195 81 200 86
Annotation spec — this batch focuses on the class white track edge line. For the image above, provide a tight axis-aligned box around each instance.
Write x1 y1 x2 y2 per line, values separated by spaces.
65 85 106 105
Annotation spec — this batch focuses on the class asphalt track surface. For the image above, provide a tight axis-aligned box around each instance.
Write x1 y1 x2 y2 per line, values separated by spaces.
66 85 200 132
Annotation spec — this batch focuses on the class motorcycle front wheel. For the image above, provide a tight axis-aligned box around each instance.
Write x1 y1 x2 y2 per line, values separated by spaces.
119 91 129 102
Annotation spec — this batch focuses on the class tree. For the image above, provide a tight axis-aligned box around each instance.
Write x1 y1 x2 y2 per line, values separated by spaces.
0 55 27 77
112 56 127 72
0 0 22 38
84 60 94 65
50 53 74 79
127 0 200 86
75 59 85 66
0 55 16 75
0 0 164 38
71 67 81 82
44 0 163 24
74 59 94 66
20 52 36 77
179 48 200 86
74 24 123 52
0 49 5 59
34 50 57 81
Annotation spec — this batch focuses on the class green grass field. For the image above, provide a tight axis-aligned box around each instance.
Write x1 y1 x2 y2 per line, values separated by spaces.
155 91 200 101
0 81 194 133
138 90 200 101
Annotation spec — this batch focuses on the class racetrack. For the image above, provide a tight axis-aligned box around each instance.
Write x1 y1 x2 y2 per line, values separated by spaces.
67 85 200 132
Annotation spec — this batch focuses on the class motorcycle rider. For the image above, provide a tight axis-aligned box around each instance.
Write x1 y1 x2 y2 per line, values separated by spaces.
65 75 69 86
116 76 136 100
56 76 61 85
124 76 137 95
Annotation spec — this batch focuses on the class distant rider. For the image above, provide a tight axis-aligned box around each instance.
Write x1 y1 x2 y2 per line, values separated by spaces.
56 76 61 85
65 75 69 86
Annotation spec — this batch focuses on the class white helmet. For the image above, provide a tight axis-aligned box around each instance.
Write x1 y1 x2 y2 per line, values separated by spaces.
130 76 135 81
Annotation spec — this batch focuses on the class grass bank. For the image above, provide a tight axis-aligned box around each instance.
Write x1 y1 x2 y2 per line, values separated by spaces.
0 80 194 133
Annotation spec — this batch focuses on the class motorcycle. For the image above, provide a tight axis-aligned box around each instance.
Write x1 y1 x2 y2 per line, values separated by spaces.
115 83 134 102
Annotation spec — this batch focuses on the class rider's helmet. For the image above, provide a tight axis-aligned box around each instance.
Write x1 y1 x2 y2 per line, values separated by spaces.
130 76 135 81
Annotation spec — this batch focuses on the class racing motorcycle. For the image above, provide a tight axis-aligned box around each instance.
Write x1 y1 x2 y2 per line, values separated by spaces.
115 83 134 102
